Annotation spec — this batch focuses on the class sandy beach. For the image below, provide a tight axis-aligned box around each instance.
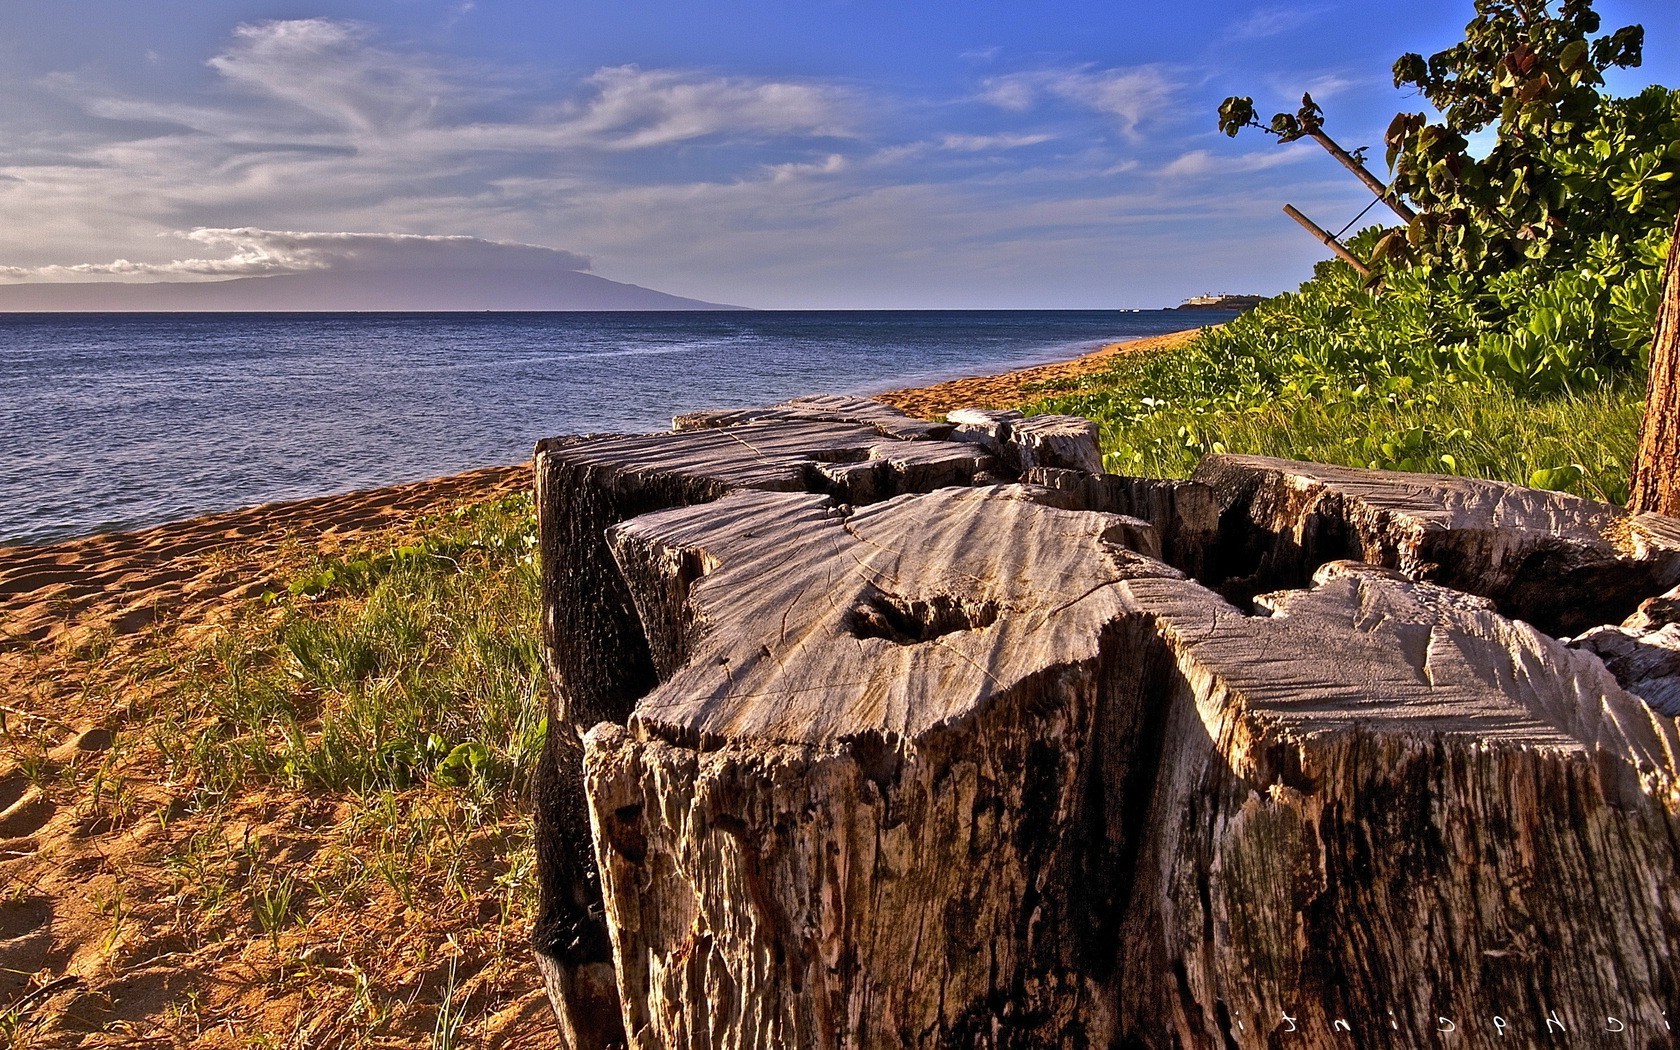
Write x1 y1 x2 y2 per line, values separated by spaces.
0 326 1197 1046
874 327 1197 418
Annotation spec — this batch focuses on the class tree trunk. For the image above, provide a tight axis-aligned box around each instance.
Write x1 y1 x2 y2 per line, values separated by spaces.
1631 212 1680 515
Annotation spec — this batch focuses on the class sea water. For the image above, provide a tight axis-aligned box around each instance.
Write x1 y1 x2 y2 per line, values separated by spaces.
0 310 1231 545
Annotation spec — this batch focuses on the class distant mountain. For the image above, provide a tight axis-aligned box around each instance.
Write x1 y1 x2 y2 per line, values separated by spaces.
0 267 745 312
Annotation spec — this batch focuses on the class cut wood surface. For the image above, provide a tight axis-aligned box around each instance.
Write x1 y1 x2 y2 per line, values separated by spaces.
1114 561 1680 1046
588 485 1166 1046
672 394 953 442
531 399 1031 1048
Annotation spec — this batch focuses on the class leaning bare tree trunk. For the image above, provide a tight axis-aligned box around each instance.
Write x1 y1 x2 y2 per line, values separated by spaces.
1630 212 1680 515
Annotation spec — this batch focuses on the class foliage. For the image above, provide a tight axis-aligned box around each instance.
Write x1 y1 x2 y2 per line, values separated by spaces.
1117 0 1673 502
1213 0 1678 402
1221 1 1676 281
1026 331 1643 504
1384 0 1660 275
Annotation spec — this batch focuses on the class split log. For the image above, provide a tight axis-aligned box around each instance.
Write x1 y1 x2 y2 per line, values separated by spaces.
585 485 1170 1047
1195 454 1680 634
948 408 1103 474
538 410 1680 1048
673 394 953 442
1112 560 1680 1046
1024 466 1220 578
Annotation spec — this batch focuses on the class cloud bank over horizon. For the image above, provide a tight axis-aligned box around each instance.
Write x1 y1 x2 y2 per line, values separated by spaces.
0 229 593 282
1 3 1675 307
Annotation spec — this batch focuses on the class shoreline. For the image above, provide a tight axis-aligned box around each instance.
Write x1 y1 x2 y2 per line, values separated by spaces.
873 327 1198 418
0 327 1201 652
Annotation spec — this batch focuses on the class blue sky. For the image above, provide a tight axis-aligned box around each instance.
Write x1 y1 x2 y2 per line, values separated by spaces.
1 0 1676 308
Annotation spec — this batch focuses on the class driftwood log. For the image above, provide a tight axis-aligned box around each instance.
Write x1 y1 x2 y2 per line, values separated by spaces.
534 399 1680 1048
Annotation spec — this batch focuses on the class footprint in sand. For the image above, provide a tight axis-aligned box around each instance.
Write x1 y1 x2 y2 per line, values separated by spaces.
0 784 54 838
48 727 114 764
0 731 109 839
0 895 58 1004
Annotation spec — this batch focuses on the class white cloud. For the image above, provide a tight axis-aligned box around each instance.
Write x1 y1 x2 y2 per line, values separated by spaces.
207 19 457 136
981 66 1180 137
1227 5 1330 40
83 19 852 153
555 66 852 150
765 154 847 183
938 133 1054 152
1157 141 1316 178
1 229 592 282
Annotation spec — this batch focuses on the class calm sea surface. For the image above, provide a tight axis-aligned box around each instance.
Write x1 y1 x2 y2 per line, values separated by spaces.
0 310 1231 545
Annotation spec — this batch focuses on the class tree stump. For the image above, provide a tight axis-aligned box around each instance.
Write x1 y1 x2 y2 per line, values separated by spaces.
1194 453 1680 634
532 398 1088 1046
536 405 1680 1048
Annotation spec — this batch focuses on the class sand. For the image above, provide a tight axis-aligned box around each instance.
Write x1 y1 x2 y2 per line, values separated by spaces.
0 326 1196 1046
1 464 531 657
874 327 1199 418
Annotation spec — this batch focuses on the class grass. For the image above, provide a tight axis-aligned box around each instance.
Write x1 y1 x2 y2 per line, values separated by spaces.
1024 334 1646 506
162 494 547 802
0 491 553 1047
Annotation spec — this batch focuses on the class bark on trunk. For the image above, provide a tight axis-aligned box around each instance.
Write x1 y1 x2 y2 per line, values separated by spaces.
1631 212 1680 516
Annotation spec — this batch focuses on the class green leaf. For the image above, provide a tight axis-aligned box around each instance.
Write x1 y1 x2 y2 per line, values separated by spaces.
435 742 493 786
1527 464 1584 491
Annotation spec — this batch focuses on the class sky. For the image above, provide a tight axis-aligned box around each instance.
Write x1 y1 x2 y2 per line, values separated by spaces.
1 0 1677 309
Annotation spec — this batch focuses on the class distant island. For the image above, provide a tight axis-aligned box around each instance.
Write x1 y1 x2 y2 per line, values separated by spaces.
1172 293 1266 311
0 268 744 312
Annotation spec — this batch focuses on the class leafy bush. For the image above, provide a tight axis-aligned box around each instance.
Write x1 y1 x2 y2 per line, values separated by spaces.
1067 1 1674 504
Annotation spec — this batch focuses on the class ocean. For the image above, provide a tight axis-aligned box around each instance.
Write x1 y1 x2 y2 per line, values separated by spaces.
0 310 1231 546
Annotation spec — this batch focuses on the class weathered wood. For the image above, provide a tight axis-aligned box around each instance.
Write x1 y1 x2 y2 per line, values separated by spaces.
947 408 1102 474
586 485 1172 1047
673 394 954 443
536 409 1680 1048
1630 212 1680 515
1024 466 1220 578
1194 453 1680 634
1113 560 1680 1046
532 402 1061 1046
1567 579 1680 716
568 478 1680 1048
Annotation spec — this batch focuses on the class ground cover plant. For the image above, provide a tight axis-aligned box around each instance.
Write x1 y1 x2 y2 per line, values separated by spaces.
1030 0 1679 504
0 492 556 1048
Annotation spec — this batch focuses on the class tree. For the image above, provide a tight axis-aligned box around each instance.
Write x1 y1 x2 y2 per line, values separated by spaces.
1630 212 1680 515
1218 0 1664 278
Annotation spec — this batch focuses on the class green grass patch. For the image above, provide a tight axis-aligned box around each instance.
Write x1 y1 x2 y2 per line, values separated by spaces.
159 492 546 803
1030 348 1644 504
